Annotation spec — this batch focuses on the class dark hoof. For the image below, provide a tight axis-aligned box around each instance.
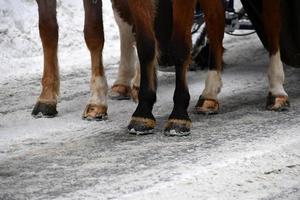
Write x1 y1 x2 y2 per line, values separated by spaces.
83 104 108 121
195 96 219 115
109 84 131 100
32 102 57 118
164 119 191 137
128 117 156 135
266 93 290 111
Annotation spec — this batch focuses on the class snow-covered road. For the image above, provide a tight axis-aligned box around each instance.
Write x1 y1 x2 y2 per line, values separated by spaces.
1 0 300 199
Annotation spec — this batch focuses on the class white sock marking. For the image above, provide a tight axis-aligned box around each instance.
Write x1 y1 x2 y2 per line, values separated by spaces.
268 51 287 96
113 10 137 87
201 70 223 100
89 76 108 106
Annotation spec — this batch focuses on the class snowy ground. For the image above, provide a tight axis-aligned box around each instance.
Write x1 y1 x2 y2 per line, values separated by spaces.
0 0 300 200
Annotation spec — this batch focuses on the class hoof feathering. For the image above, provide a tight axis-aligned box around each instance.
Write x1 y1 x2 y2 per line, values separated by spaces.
164 119 191 137
109 84 131 100
266 93 290 111
83 104 107 121
32 101 57 118
195 97 219 115
128 117 156 135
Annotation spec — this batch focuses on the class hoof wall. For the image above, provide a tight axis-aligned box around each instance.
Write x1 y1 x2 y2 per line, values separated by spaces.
164 119 191 137
109 85 131 100
195 97 219 115
266 93 290 111
128 117 155 135
32 102 57 118
83 104 108 121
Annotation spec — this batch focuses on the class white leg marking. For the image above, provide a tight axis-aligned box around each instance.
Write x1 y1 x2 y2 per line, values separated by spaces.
132 62 140 88
201 70 223 100
89 76 108 106
268 51 287 96
113 10 136 87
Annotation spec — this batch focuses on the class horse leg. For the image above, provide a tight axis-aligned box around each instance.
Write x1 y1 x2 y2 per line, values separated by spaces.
195 0 225 115
32 0 59 117
155 0 174 67
127 1 157 134
82 0 108 120
164 0 196 135
263 0 290 111
110 9 136 100
131 62 140 103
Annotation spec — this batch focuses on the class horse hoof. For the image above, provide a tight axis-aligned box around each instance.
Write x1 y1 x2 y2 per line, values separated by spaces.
266 93 290 111
131 85 139 103
164 119 191 136
128 117 156 135
83 104 107 121
32 101 57 118
195 97 219 115
109 84 131 100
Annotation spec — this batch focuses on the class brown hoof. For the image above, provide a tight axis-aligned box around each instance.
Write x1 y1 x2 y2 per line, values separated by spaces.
164 119 191 136
32 101 57 118
128 117 156 135
83 104 107 121
195 97 219 115
266 93 290 111
109 84 131 100
131 85 139 103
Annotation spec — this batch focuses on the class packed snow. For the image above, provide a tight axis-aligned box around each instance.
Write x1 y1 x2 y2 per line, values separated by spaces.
0 0 300 199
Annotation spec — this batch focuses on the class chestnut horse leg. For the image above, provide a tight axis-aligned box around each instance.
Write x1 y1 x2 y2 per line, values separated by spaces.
127 0 157 134
32 0 59 117
164 0 196 135
110 9 136 100
82 0 108 120
195 0 225 114
263 0 290 111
